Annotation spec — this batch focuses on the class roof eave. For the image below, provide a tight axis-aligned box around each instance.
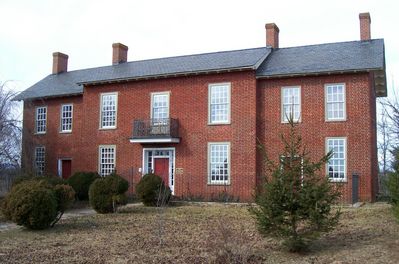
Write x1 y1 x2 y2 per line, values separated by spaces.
78 66 255 86
256 67 387 97
12 92 83 102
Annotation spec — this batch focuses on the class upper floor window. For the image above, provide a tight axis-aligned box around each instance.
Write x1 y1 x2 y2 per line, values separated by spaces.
151 92 169 121
100 93 118 129
281 86 301 122
325 84 346 121
326 138 347 182
35 106 47 134
99 145 116 176
60 104 73 132
209 83 231 124
34 146 45 175
208 142 230 185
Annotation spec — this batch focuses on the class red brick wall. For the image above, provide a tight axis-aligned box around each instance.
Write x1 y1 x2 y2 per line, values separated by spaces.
22 71 258 201
256 73 378 202
22 96 83 175
22 71 378 203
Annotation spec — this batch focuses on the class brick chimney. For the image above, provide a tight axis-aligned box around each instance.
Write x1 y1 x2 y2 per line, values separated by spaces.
359 12 371 41
112 43 128 65
52 52 68 74
265 23 279 48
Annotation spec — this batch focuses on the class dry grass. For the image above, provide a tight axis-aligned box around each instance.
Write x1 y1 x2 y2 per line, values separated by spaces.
0 203 398 263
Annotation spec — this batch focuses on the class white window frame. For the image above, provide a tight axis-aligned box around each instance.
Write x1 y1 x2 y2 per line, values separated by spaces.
281 86 301 123
325 83 346 121
60 104 73 133
208 83 231 125
35 106 47 134
326 137 347 182
34 146 45 175
150 92 170 120
207 142 231 185
99 92 118 129
98 145 116 176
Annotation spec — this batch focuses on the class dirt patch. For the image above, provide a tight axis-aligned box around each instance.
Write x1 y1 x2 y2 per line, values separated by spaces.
0 203 398 263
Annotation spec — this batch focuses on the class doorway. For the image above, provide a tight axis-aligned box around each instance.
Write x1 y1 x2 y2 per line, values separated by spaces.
143 148 175 193
58 159 72 179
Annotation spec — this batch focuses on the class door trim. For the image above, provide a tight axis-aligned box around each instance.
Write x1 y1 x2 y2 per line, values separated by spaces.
142 147 175 194
58 158 72 178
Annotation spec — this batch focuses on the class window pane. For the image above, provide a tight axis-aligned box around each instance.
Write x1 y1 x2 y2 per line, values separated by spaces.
152 94 169 120
326 84 345 120
61 104 73 132
99 146 116 176
327 139 346 180
101 94 117 128
210 84 229 123
35 147 45 175
36 107 47 133
209 144 229 184
282 87 300 122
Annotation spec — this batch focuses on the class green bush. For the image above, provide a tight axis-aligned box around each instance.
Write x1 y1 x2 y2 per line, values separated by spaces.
2 180 58 230
88 173 129 213
67 172 100 200
53 184 75 212
12 173 66 188
135 173 171 206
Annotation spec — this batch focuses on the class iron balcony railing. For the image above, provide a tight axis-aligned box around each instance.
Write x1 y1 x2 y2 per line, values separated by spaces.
132 118 179 139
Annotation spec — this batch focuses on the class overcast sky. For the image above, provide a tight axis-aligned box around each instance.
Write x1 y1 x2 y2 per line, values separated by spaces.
0 0 398 96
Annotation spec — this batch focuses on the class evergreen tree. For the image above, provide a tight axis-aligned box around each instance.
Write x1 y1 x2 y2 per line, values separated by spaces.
250 119 341 252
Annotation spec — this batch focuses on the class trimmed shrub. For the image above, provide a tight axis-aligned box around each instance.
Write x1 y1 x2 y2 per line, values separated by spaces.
135 173 171 206
2 180 58 230
67 172 100 200
53 184 75 212
12 173 66 188
88 173 129 213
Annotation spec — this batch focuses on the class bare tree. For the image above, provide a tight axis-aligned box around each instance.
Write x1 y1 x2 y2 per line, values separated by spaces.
0 81 22 168
378 104 391 196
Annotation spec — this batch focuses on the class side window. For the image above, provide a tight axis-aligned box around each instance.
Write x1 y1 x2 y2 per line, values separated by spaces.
98 145 116 176
60 104 73 132
35 106 47 134
151 92 170 121
325 84 346 121
208 83 231 124
35 146 45 175
326 138 347 181
100 93 118 129
281 87 301 122
208 142 230 185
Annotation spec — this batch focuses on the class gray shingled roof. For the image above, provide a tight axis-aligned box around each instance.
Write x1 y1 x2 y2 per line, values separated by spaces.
256 39 385 77
14 39 385 101
13 47 270 100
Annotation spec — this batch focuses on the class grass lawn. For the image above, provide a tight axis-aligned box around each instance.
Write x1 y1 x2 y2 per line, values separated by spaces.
0 202 398 263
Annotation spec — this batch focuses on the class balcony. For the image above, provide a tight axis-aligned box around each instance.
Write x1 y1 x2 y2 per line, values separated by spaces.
130 118 180 143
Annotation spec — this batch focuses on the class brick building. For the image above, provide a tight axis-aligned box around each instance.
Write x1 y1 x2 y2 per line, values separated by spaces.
15 13 386 202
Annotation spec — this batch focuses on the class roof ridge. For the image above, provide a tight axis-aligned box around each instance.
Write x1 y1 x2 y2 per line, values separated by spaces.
58 46 267 75
274 38 384 51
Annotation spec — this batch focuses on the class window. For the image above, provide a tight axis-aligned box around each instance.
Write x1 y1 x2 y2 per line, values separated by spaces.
100 93 118 129
208 142 230 184
99 145 116 176
325 84 346 121
281 87 301 122
35 106 47 133
151 92 169 121
35 146 45 175
326 138 347 181
60 104 73 132
209 83 231 124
